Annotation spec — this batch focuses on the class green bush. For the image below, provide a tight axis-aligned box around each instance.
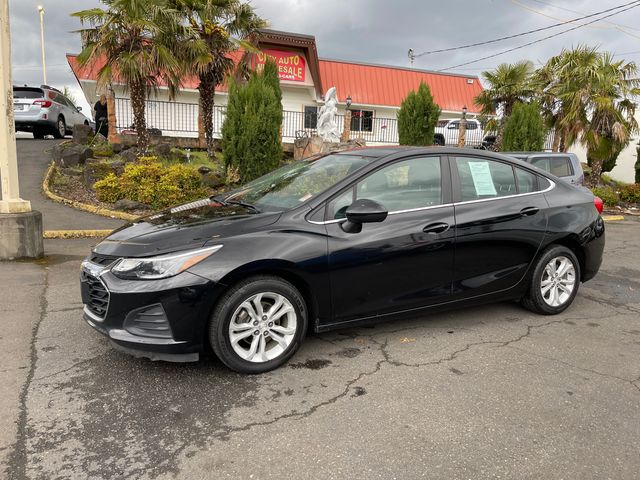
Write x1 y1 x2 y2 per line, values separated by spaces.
397 82 441 146
501 101 547 151
222 59 283 183
635 143 640 184
591 186 620 207
618 184 640 204
94 157 209 209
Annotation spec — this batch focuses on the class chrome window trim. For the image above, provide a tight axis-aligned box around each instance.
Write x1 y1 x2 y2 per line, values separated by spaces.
307 202 453 225
306 178 555 225
453 178 555 206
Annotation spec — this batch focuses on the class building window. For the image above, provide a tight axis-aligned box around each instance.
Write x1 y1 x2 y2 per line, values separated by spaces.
304 105 318 129
351 109 373 132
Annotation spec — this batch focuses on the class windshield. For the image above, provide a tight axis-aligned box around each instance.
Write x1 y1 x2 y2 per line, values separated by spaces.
225 153 374 212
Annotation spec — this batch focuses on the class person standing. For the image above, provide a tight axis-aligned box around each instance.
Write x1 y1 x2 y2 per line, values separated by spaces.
94 94 109 138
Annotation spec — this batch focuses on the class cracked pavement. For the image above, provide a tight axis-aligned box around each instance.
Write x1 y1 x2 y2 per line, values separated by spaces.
2 221 640 480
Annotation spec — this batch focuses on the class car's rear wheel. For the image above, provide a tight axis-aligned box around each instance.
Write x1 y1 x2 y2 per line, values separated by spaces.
209 276 307 373
53 116 66 139
522 245 580 315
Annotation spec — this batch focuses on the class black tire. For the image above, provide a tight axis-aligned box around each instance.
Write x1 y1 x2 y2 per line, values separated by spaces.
209 275 308 373
33 130 45 140
53 116 66 139
521 245 581 315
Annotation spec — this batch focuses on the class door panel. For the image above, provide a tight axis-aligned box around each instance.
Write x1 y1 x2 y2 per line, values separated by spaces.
327 207 455 322
450 155 548 299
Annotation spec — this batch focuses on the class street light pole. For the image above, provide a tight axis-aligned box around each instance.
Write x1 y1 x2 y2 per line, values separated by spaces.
0 0 43 258
457 105 468 148
38 5 47 85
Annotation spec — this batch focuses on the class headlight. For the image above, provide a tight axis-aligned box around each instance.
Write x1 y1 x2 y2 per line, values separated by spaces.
111 245 223 280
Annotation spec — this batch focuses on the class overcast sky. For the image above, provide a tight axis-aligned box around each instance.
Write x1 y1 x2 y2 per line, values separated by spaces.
9 0 640 112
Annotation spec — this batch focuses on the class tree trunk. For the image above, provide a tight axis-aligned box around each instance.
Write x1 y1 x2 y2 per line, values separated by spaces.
588 155 603 188
198 76 216 158
130 81 148 151
551 129 561 152
559 135 567 153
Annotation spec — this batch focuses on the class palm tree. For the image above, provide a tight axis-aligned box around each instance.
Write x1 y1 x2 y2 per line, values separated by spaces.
169 0 266 156
579 53 640 187
532 46 600 152
475 60 535 150
72 0 205 150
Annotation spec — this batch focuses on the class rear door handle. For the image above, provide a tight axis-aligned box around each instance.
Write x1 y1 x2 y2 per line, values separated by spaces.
520 207 539 217
423 222 450 234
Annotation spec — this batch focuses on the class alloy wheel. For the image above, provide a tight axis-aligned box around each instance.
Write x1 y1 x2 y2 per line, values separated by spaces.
540 255 576 307
58 119 66 137
228 292 297 363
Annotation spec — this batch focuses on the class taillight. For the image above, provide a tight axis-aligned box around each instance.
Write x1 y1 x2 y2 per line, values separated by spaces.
34 100 52 108
594 196 604 214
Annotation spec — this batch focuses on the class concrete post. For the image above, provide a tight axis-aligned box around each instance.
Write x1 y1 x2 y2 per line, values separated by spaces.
0 0 44 258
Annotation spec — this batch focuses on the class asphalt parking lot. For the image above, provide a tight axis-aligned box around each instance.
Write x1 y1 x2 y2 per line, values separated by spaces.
0 219 638 480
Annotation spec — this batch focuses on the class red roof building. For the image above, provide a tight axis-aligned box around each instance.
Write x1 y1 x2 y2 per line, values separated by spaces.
68 29 484 143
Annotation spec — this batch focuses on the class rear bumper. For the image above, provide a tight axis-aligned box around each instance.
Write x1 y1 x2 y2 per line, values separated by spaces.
15 119 55 132
582 216 605 282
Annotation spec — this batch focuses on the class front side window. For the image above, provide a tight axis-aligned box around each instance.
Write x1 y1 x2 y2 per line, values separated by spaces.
303 105 318 129
328 156 442 219
455 156 517 201
351 110 373 132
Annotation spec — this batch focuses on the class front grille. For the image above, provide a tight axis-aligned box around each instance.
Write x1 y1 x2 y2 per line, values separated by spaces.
124 304 173 339
89 253 120 266
86 273 110 319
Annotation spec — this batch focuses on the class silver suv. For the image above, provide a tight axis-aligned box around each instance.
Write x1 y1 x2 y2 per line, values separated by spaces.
13 85 90 139
505 152 584 186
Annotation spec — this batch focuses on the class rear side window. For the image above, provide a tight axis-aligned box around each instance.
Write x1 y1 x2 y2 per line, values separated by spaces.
455 157 517 201
515 168 538 193
13 88 43 99
530 156 573 177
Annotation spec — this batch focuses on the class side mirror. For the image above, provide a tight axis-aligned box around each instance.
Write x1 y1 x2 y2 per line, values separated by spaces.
342 199 388 233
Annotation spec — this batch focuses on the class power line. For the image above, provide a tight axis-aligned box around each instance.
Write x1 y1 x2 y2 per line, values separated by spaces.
414 0 640 57
436 0 640 72
526 0 640 31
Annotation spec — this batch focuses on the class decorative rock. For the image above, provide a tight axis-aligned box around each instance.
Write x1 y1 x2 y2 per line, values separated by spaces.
201 172 225 189
197 166 212 175
72 124 93 145
294 135 364 160
84 159 124 189
154 143 172 157
114 199 150 211
52 144 94 167
119 148 140 163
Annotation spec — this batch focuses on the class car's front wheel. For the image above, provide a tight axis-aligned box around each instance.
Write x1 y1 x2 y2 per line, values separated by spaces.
209 276 307 373
522 245 580 315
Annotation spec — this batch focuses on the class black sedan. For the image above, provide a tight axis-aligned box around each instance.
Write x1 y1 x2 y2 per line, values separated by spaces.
81 147 605 373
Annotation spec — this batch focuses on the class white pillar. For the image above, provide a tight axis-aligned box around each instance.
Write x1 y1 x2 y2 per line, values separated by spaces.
38 5 46 85
0 0 31 213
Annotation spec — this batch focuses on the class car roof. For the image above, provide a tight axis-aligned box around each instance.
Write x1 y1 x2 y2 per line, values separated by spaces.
503 151 573 157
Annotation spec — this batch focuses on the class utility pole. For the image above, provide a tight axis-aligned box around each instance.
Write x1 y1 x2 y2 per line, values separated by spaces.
0 0 44 258
408 49 415 68
38 5 47 85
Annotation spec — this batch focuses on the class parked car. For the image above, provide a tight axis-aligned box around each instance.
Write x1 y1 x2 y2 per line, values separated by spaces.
81 147 605 373
434 119 488 147
13 85 91 139
505 152 584 186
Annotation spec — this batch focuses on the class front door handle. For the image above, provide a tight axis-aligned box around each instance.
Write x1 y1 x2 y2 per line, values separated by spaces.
423 222 450 234
520 207 539 217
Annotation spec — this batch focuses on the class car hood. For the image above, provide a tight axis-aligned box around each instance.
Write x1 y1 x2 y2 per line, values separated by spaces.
93 199 281 257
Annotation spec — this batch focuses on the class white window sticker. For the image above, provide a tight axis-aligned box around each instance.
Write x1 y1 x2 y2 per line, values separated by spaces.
468 161 497 196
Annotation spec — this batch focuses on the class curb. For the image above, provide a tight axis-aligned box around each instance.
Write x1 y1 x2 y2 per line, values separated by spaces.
43 230 113 239
602 215 625 222
42 163 138 222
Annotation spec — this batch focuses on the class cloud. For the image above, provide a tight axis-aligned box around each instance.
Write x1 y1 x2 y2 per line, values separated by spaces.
8 0 640 112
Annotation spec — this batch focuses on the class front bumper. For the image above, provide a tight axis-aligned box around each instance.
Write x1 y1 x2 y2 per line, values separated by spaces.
80 260 223 362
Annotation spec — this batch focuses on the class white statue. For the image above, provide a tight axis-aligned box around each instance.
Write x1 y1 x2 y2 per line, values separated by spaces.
317 87 340 143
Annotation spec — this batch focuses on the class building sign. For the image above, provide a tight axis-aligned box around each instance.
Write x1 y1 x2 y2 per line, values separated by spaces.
255 49 306 82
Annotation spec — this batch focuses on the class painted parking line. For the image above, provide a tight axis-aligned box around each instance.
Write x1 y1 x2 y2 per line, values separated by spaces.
43 230 113 239
602 215 625 222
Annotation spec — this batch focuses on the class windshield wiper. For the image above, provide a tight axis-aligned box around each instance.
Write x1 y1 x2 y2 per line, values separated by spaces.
211 195 261 213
